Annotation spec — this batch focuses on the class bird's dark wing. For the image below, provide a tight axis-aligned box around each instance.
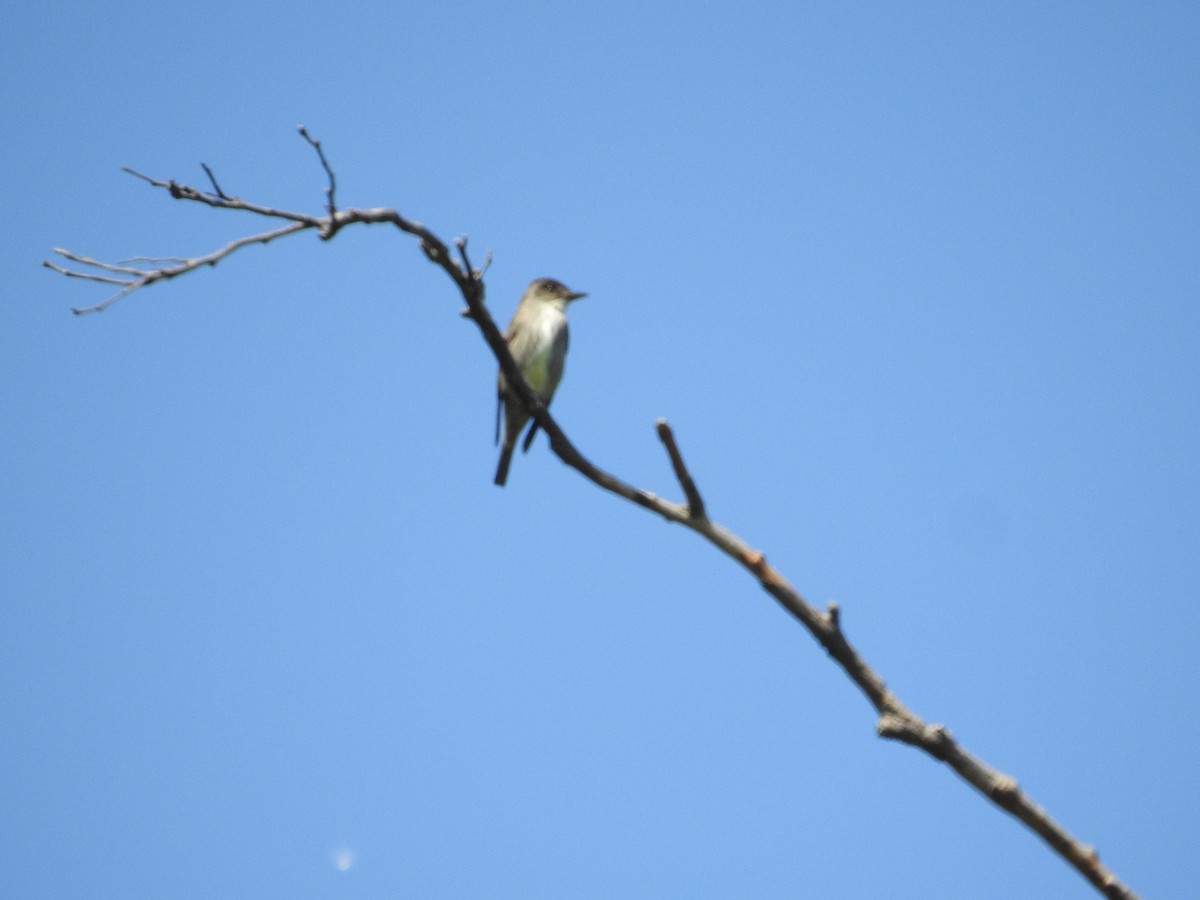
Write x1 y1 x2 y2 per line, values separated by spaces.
521 419 539 453
547 322 569 395
495 386 503 446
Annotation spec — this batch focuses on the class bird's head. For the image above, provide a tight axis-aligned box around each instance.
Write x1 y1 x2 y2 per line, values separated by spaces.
527 278 587 309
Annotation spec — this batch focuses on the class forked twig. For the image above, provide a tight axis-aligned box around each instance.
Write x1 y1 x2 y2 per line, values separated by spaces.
46 222 309 315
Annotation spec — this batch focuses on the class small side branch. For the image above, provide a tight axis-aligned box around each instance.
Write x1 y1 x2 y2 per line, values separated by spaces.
655 419 707 520
48 221 309 315
299 124 337 218
200 163 230 200
454 235 477 282
453 236 492 280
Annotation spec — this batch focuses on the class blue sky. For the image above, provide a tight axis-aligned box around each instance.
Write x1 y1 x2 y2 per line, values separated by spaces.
3 2 1197 897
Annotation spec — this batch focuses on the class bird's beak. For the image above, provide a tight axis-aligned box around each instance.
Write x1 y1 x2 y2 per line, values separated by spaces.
567 291 587 301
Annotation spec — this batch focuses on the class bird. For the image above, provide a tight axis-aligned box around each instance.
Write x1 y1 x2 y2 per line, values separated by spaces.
494 278 587 486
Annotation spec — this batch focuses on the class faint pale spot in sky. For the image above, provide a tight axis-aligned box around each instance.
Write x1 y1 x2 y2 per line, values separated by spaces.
332 847 356 872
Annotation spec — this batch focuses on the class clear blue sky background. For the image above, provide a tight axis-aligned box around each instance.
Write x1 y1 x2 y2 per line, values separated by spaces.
3 3 1197 898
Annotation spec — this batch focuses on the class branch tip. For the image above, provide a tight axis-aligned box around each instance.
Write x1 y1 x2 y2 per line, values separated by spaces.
122 166 156 186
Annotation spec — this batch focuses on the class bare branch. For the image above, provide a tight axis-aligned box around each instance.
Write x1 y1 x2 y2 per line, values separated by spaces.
454 235 474 277
45 137 1140 900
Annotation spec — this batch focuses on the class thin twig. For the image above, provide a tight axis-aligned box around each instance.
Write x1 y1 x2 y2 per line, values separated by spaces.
454 235 474 278
655 419 707 520
54 221 309 315
50 249 152 277
200 163 230 200
455 236 478 319
298 124 337 217
42 259 134 287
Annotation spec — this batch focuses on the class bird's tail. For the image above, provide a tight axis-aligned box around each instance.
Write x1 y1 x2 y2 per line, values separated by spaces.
494 438 517 487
